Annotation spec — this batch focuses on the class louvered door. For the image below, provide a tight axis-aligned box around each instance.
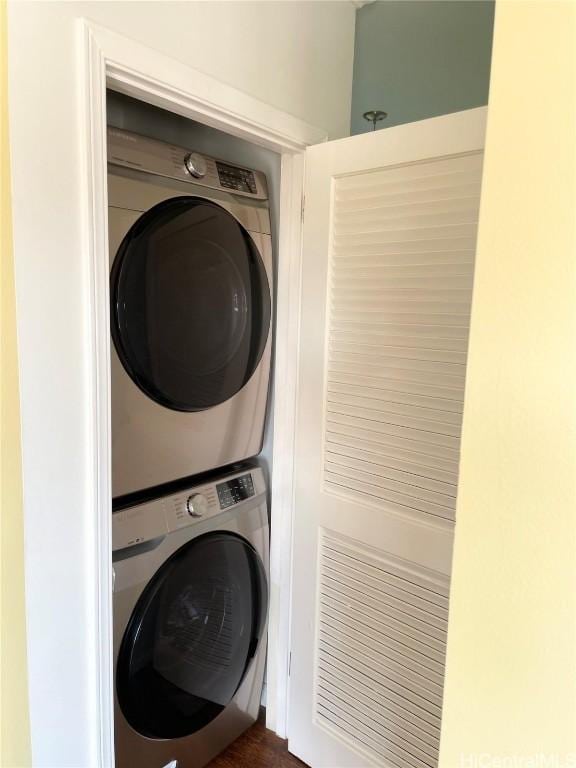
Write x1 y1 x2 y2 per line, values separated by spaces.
289 108 486 768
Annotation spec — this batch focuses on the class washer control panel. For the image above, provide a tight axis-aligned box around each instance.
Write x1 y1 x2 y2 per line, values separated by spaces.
216 473 255 509
112 468 265 552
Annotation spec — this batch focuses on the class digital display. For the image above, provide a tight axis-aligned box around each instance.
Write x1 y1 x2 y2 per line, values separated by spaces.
216 161 257 194
216 473 255 509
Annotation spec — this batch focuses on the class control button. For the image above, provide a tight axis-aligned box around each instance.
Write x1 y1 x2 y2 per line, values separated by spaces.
186 493 209 517
184 152 207 179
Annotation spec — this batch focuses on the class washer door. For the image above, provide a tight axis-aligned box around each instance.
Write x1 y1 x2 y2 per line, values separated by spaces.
116 532 268 739
110 197 271 411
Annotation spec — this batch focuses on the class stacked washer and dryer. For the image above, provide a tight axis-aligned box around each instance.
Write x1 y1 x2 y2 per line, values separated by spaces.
108 127 273 768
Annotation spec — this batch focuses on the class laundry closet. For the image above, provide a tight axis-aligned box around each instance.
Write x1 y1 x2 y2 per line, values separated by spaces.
104 83 488 768
107 91 279 768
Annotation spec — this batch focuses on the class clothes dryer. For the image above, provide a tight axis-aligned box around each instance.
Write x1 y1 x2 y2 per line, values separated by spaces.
108 128 273 498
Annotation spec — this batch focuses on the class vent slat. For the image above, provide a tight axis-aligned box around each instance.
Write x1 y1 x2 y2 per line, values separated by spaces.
326 418 460 463
321 564 449 623
325 463 456 516
330 320 470 339
319 611 444 687
334 194 480 222
329 344 467 366
325 476 456 522
325 437 458 485
330 331 468 353
332 275 474 291
332 250 475 268
318 647 443 732
321 590 447 656
327 385 464 417
333 224 478 249
317 703 429 768
321 544 449 604
328 358 466 383
328 316 471 332
326 389 463 424
334 183 481 211
320 597 446 669
337 162 482 192
336 168 482 201
331 259 474 276
333 216 478 237
330 261 473 277
332 237 477 257
317 663 440 747
325 450 456 498
328 361 466 386
326 407 461 444
330 302 472 319
315 533 450 766
327 376 464 404
327 381 464 414
318 687 437 766
327 399 463 435
320 630 443 708
320 579 448 642
318 676 439 757
326 412 460 451
331 281 472 296
337 152 482 186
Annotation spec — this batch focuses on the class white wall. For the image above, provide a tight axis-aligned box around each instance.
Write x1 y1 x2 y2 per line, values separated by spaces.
7 3 355 766
101 0 355 140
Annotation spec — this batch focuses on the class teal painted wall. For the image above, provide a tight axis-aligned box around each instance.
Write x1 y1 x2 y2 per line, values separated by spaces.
351 1 495 134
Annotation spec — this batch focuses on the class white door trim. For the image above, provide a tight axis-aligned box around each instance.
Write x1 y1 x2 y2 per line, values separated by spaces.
79 18 325 765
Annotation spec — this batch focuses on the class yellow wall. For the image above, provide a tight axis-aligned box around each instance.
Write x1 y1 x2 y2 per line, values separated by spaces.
0 1 31 765
440 1 576 764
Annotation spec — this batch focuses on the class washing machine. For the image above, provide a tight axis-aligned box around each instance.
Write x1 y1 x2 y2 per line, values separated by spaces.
112 465 269 768
108 128 273 498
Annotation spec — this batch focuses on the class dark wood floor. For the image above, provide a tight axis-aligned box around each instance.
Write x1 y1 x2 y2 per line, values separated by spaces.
207 710 307 768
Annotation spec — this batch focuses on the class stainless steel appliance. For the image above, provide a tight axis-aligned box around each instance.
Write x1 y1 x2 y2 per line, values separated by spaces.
112 466 269 768
108 128 273 498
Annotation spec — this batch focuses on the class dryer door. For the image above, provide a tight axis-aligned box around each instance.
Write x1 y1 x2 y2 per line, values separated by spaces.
110 197 271 411
116 532 268 739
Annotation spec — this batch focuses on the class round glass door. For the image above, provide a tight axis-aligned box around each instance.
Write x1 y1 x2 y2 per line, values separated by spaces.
110 197 271 411
116 532 268 739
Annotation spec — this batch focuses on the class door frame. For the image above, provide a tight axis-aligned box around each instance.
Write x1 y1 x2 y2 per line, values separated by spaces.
80 19 325 765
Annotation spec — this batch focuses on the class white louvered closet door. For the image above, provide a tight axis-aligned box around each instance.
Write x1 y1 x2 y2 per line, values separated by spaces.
288 108 487 768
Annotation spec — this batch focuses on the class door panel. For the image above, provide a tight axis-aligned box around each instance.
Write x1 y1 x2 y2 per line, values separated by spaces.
289 108 486 768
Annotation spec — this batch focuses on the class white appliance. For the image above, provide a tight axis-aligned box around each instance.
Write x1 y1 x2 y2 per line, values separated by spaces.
112 465 269 768
108 128 273 498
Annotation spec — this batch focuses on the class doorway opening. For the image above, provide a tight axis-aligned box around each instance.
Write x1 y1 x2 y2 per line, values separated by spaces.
81 21 325 767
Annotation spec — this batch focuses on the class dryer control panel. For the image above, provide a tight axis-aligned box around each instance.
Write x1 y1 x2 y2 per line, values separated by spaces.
112 467 266 551
107 127 268 201
216 162 258 195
